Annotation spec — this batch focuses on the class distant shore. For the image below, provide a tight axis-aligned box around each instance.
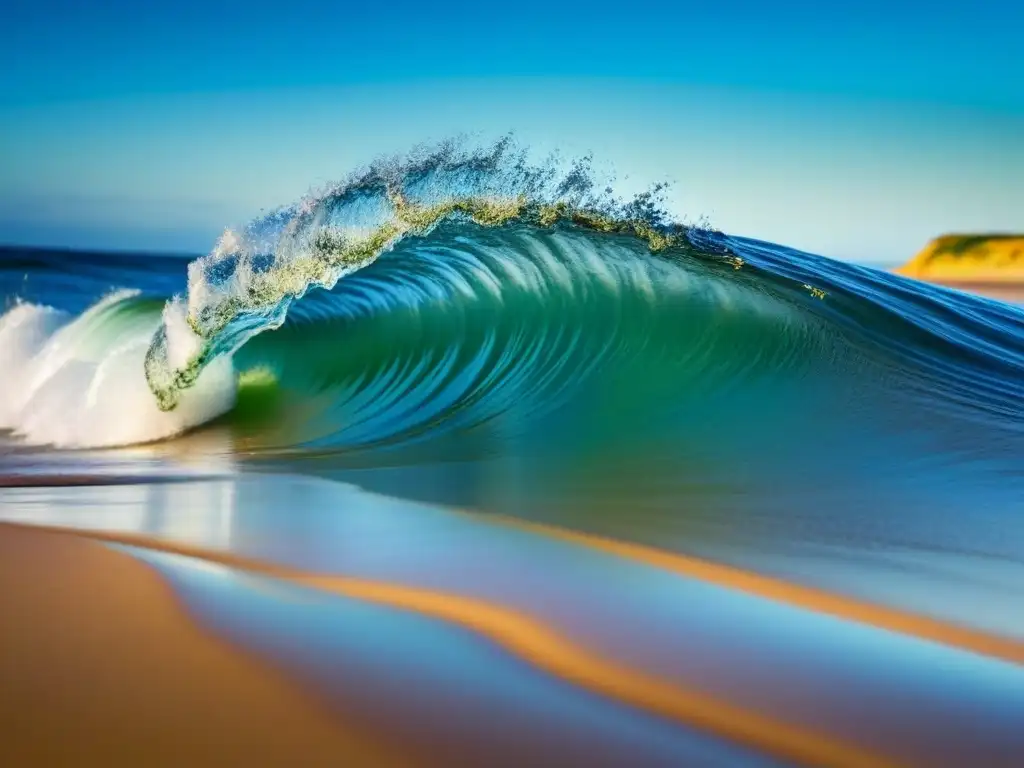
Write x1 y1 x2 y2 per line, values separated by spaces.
892 234 1024 302
895 234 1024 282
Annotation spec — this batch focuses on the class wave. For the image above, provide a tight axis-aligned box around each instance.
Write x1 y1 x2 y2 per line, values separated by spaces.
141 139 733 412
2 139 1023 456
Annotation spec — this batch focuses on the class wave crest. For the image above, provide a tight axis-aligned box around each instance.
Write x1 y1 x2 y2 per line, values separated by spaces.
144 138 714 411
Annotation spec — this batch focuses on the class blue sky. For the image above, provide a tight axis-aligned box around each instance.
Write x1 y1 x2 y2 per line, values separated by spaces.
1 0 1021 261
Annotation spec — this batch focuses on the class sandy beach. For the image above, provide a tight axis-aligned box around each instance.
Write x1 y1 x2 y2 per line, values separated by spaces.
0 524 404 767
5 473 1024 768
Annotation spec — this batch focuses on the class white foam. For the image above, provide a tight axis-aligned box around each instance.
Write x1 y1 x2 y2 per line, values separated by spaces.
162 297 204 372
0 295 236 449
0 301 70 425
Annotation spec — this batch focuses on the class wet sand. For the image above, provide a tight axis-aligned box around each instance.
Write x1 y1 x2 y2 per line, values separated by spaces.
4 475 1024 767
0 522 866 768
0 525 403 767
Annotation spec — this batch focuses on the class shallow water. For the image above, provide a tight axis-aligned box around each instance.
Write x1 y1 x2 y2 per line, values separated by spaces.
3 474 1024 765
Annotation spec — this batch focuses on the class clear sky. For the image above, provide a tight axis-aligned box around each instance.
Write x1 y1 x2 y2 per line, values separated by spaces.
1 0 1021 262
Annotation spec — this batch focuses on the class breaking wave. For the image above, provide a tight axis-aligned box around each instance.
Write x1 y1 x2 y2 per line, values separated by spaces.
2 139 1023 456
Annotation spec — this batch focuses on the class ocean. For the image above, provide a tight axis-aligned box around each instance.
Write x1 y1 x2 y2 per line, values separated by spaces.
2 141 1024 766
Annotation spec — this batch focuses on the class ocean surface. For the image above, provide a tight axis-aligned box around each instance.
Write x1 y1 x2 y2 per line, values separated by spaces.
2 141 1024 765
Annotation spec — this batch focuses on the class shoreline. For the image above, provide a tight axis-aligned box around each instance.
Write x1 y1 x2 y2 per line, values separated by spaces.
0 525 403 767
4 499 1024 766
0 521 888 768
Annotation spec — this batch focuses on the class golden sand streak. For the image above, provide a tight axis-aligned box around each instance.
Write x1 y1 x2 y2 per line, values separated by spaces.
0 525 407 767
0 523 893 768
474 513 1024 666
300 576 896 768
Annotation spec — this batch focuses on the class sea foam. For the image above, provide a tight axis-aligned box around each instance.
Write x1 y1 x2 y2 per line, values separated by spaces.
0 293 235 448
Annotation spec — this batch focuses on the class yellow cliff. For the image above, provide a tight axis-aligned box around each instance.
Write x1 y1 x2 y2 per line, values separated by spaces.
896 234 1024 284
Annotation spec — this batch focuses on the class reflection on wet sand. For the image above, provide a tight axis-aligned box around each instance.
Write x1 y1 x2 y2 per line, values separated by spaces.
3 473 1024 766
0 526 406 768
475 512 1024 665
